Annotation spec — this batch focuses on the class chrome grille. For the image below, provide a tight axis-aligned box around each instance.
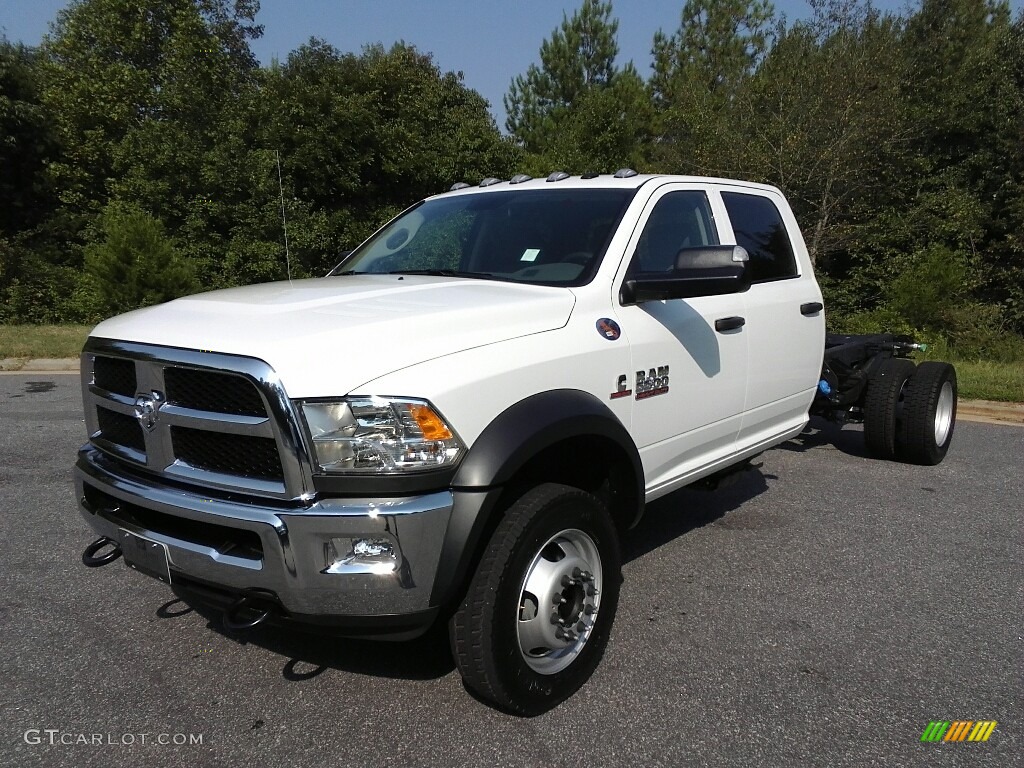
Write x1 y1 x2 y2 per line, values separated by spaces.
81 340 313 500
97 407 146 453
94 355 137 397
164 367 266 416
171 426 282 479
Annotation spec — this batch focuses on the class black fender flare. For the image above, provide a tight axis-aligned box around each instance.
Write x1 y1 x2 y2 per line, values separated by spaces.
430 389 643 606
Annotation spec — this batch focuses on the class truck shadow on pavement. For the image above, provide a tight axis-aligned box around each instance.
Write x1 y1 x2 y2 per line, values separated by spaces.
776 417 870 459
157 462 779 685
623 466 772 564
160 596 456 682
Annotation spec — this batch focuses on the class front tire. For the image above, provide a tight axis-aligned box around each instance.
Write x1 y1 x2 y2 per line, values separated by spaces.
449 483 621 715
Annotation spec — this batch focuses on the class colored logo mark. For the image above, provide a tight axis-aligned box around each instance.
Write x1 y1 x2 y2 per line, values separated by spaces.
921 721 997 742
596 318 621 341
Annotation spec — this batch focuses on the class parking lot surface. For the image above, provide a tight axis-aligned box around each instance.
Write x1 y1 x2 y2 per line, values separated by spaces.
1 373 1020 767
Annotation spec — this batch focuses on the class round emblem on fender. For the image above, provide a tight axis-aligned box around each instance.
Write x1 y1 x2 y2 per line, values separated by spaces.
596 318 621 341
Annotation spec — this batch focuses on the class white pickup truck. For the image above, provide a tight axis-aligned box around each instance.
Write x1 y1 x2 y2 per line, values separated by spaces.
75 171 957 714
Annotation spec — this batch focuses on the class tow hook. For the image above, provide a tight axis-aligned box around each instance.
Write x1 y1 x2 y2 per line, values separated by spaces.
222 592 277 632
82 536 122 567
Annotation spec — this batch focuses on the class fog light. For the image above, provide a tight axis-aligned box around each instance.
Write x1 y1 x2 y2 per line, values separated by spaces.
353 539 395 559
324 537 399 575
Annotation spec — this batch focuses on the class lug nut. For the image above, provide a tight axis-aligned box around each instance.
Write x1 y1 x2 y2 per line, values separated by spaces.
584 604 596 615
576 622 585 632
573 567 594 582
561 575 576 588
586 586 598 596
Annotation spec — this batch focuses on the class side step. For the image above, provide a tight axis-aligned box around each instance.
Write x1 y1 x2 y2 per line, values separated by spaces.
691 457 762 491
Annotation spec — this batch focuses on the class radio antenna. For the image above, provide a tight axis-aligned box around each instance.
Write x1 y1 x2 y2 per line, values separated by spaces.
276 149 293 283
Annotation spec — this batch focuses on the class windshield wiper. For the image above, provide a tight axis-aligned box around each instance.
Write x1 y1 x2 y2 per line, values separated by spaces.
385 269 498 279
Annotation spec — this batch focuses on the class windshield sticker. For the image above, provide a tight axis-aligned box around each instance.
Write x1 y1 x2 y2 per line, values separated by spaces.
596 318 621 341
520 248 541 262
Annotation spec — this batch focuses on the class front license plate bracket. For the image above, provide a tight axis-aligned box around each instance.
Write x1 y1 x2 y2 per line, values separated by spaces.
119 529 172 584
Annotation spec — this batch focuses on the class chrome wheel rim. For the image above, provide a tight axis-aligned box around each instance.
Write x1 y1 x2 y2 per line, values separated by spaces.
516 528 603 675
934 380 954 446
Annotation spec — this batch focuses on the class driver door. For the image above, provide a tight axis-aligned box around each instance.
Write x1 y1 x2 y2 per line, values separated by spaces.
614 184 749 499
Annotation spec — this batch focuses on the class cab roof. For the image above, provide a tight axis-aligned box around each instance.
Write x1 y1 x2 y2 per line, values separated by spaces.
435 171 783 198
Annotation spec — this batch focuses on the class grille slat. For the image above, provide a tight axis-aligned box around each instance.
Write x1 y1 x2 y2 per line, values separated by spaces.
171 426 283 480
164 367 266 416
94 356 137 397
85 343 302 498
97 407 145 453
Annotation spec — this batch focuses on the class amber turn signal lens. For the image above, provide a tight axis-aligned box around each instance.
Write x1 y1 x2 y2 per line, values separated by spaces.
409 404 453 440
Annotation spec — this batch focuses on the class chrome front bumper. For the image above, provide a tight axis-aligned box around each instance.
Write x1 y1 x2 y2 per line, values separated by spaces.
74 446 453 623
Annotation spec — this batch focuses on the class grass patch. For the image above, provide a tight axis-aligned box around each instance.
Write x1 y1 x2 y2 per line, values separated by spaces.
0 324 91 360
1 323 1021 403
945 358 1024 402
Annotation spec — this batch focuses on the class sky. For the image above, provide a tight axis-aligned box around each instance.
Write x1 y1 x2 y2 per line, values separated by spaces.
2 0 1022 129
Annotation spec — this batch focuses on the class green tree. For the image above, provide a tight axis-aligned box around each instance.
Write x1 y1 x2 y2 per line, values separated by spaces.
900 0 1024 333
39 0 263 249
0 40 58 236
255 40 517 276
650 0 774 174
986 11 1024 331
742 2 911 269
505 0 651 172
864 0 1021 338
0 39 71 323
84 205 198 314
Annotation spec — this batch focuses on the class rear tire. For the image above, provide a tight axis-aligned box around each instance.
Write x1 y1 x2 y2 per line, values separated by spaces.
863 357 917 459
897 361 957 465
449 483 621 716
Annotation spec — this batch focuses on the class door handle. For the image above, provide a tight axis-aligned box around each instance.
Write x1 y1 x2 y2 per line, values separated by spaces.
800 302 823 316
714 316 746 332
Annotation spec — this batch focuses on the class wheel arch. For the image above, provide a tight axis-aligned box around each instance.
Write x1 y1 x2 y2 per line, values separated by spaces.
429 389 643 607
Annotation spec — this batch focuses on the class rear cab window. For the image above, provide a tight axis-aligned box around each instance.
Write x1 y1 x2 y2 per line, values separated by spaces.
720 192 798 283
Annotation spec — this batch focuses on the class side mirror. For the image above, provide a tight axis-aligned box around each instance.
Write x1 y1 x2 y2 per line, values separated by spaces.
620 245 751 305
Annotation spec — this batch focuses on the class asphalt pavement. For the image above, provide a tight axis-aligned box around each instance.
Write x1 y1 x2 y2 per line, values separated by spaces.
1 373 1020 768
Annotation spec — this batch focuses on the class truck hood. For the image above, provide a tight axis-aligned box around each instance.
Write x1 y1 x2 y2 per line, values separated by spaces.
91 275 575 398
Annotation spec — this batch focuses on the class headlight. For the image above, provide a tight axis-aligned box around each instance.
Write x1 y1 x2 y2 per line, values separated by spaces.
301 397 464 474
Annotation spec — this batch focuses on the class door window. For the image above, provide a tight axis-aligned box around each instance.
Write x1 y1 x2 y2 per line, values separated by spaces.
628 191 719 275
720 192 798 282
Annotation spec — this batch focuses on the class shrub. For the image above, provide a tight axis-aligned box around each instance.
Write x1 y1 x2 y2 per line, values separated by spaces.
84 206 198 315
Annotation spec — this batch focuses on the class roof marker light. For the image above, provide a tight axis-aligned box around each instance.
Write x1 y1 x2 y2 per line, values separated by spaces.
450 182 470 191
613 168 638 178
509 174 533 184
546 171 570 182
581 172 600 179
479 177 502 187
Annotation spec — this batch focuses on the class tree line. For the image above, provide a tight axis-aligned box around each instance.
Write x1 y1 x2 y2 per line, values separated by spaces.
1 0 1022 361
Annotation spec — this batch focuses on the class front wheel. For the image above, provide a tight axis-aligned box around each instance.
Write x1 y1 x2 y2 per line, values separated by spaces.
449 483 621 715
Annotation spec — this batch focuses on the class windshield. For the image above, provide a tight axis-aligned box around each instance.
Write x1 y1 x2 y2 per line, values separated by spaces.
331 188 636 286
